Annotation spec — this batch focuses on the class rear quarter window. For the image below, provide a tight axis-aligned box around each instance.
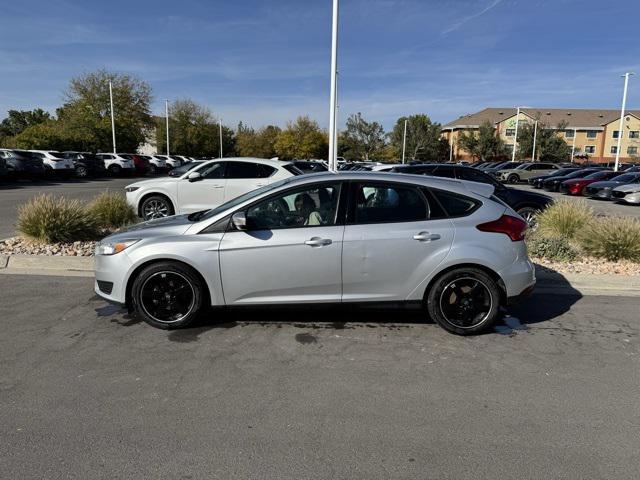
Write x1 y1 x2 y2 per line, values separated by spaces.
429 188 480 217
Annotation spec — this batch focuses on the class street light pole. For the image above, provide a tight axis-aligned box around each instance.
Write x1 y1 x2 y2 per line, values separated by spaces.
511 106 520 162
109 81 116 154
531 120 538 161
614 72 634 172
165 99 170 156
219 118 223 158
402 119 408 164
570 127 577 163
327 0 339 171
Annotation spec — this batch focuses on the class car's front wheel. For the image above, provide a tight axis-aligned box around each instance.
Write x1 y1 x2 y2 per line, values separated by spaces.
108 164 122 176
507 174 520 184
131 261 205 329
426 268 501 335
140 195 174 220
75 165 88 178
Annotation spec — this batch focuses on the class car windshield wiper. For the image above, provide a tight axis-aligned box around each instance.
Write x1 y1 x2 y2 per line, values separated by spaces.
188 210 209 222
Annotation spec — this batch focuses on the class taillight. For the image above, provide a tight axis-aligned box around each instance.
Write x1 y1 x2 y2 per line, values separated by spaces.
569 183 583 194
476 214 527 241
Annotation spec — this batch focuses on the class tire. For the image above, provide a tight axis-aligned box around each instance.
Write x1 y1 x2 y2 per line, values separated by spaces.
516 206 539 228
426 267 501 335
75 165 88 178
108 164 122 176
131 261 205 329
507 174 520 184
148 164 157 175
140 195 174 220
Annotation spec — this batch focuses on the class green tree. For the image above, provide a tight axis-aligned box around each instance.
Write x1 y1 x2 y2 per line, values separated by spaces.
0 109 52 138
4 120 73 150
340 112 386 161
274 116 328 160
389 114 448 162
517 119 571 162
56 69 153 152
236 124 281 158
457 121 506 160
155 99 234 157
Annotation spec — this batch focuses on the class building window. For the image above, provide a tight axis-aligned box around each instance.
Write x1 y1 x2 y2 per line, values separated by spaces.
612 130 620 139
584 146 596 154
629 131 639 139
505 129 515 137
586 130 598 138
611 146 618 154
628 147 638 155
565 129 575 138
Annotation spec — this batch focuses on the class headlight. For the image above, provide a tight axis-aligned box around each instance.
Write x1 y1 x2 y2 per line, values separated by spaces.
125 186 140 192
95 239 140 256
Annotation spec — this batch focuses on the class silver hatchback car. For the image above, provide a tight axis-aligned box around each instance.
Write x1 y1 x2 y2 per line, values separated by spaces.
95 172 535 335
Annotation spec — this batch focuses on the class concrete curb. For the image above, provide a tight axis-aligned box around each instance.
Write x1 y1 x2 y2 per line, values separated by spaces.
0 254 93 278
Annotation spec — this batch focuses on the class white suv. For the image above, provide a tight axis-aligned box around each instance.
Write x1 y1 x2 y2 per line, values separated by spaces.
154 155 182 169
96 153 135 175
28 150 75 176
125 157 301 220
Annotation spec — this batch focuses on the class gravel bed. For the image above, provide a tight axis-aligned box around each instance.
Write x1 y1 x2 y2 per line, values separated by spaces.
0 237 96 257
533 257 640 276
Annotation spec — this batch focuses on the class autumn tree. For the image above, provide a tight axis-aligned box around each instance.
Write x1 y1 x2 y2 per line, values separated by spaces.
274 116 328 160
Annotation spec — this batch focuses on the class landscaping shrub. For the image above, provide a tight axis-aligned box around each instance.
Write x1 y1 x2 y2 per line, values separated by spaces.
87 191 137 229
578 217 640 262
537 199 594 240
526 231 578 262
17 194 98 243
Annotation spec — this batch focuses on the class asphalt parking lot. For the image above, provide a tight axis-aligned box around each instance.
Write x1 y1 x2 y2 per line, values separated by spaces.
0 176 143 239
1 274 639 479
512 183 640 218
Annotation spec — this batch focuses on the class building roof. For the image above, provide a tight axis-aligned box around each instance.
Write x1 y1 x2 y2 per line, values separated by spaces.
444 107 640 129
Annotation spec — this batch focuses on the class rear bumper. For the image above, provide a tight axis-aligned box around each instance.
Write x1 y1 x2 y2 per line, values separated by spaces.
507 283 535 305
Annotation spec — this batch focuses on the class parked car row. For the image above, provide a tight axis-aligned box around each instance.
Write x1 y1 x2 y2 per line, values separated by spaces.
0 148 204 181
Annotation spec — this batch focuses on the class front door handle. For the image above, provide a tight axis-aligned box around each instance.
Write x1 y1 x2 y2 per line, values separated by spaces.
413 231 441 242
212 185 224 189
305 237 332 247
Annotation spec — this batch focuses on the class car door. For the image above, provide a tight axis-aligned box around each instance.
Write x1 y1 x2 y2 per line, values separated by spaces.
219 181 344 304
342 181 454 302
176 161 227 213
223 161 276 202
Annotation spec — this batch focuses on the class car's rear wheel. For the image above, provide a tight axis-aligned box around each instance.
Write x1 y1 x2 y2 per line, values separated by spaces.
108 164 122 176
131 262 205 329
75 165 88 178
148 164 156 174
507 174 520 184
426 268 501 335
141 195 174 220
516 206 539 228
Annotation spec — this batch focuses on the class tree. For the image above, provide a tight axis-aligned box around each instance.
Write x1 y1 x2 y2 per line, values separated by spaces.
340 112 386 161
3 120 73 150
236 124 281 158
389 114 448 162
457 121 507 160
0 109 52 138
56 69 153 152
517 119 571 162
274 116 328 160
155 99 234 157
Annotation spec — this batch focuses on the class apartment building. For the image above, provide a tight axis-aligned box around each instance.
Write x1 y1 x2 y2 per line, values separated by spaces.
442 107 640 163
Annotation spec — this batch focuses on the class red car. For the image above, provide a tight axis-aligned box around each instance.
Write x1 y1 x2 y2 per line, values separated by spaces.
121 154 149 175
560 170 620 195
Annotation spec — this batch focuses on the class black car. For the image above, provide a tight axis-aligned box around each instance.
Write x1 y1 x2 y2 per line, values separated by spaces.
389 163 553 225
529 167 582 188
62 151 107 178
0 155 7 179
584 173 640 199
541 168 603 192
0 149 46 178
290 160 328 173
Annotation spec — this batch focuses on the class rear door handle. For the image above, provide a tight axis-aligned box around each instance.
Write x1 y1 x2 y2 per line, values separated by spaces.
413 231 441 242
305 237 332 247
212 185 224 189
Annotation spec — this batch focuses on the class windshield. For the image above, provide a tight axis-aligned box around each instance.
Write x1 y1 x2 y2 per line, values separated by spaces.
198 178 296 222
585 170 612 180
48 151 65 159
515 163 532 170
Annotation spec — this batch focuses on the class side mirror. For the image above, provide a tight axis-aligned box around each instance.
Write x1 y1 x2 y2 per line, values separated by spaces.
231 211 248 230
187 171 202 182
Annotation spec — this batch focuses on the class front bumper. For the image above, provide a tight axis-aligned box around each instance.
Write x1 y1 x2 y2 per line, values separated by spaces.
94 251 134 305
586 188 612 199
612 191 640 204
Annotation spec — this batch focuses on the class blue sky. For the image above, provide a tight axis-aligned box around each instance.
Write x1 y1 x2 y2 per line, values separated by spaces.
1 0 638 129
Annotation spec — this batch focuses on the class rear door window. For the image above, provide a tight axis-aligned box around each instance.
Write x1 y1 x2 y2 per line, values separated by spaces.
351 183 428 224
225 162 272 179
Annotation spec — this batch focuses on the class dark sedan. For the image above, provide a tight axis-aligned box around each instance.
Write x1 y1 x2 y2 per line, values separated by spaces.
290 160 328 173
542 168 603 192
62 152 107 178
529 168 582 188
560 170 620 195
0 149 46 178
389 163 553 225
584 172 640 199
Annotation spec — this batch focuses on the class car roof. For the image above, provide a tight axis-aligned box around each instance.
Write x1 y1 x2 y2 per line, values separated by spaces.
200 157 293 167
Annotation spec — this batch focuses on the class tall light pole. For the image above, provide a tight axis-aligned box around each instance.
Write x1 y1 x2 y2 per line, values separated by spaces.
165 99 170 156
219 118 223 158
614 72 634 172
109 81 116 153
449 127 454 163
531 120 538 161
401 119 408 164
511 106 521 162
327 0 339 171
570 127 577 163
